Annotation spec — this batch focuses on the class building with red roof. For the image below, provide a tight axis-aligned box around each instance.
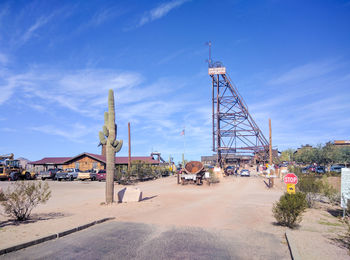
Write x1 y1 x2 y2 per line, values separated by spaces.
30 152 160 172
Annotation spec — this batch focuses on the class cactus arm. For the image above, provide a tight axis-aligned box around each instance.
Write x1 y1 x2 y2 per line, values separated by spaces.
114 140 123 153
104 112 108 125
103 126 109 137
99 131 107 145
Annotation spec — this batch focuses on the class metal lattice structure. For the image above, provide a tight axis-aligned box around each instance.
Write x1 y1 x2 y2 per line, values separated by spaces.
208 50 269 166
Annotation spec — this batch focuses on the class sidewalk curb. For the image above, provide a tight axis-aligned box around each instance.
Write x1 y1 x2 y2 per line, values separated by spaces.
0 217 115 255
285 229 302 260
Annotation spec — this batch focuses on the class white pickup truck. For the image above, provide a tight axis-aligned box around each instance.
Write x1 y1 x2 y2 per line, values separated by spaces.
55 168 80 181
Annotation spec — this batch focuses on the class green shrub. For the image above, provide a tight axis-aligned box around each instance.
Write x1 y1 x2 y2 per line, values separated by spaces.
297 176 323 207
1 181 51 221
320 176 338 205
288 165 302 175
208 169 219 184
273 192 307 228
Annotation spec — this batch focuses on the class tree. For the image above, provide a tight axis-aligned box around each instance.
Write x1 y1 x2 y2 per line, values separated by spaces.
295 147 315 164
99 90 123 204
280 149 295 162
340 147 350 166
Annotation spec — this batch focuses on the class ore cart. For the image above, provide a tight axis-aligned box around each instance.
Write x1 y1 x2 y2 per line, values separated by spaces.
180 161 205 185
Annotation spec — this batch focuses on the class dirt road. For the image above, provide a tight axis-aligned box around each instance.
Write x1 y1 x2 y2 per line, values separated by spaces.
0 174 290 258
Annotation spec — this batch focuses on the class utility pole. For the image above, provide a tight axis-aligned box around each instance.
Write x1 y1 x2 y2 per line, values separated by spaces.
128 122 131 171
269 118 272 165
269 118 274 188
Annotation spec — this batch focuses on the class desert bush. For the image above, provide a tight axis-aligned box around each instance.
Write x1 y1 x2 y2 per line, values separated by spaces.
1 181 51 221
287 165 302 175
319 176 339 205
297 175 323 207
273 192 307 228
208 169 220 184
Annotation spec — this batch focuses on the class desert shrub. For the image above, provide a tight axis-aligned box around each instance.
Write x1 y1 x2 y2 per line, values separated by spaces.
208 169 219 184
319 176 339 205
273 192 307 228
297 176 323 207
1 181 51 221
288 165 302 175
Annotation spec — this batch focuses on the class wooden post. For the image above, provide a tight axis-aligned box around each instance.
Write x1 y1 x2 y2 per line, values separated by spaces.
128 122 131 171
269 118 274 188
269 118 272 165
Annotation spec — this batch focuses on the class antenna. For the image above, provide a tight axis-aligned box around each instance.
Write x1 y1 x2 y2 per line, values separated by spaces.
205 41 212 67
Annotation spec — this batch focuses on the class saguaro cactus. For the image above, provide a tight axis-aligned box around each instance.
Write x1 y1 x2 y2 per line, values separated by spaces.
99 89 123 204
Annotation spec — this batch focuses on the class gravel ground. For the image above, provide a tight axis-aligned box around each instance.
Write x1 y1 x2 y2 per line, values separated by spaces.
0 172 346 258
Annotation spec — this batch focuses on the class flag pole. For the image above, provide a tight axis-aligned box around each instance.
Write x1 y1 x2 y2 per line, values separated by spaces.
182 126 186 168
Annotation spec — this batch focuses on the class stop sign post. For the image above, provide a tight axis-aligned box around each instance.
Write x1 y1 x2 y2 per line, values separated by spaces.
284 173 298 194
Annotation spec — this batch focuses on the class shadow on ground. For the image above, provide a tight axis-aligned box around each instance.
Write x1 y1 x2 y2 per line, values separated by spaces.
327 208 344 218
141 195 158 202
0 212 66 228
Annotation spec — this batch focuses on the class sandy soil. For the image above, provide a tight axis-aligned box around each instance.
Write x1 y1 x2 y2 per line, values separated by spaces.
0 173 348 259
327 176 341 192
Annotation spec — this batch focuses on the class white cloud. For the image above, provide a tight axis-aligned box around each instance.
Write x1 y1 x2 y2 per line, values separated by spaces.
157 49 186 65
29 123 96 143
89 6 126 27
0 68 144 116
268 60 337 85
21 15 52 44
137 0 190 27
16 6 69 45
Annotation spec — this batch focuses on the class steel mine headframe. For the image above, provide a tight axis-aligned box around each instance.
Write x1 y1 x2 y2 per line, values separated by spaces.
208 60 270 166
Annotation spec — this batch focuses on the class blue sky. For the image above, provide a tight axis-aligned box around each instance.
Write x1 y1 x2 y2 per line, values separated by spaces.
0 0 350 163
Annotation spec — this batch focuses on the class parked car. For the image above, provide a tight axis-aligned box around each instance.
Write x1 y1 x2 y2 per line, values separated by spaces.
301 165 316 174
225 166 235 175
240 169 250 177
39 168 60 180
55 168 80 181
330 165 345 173
315 166 326 174
96 170 106 182
78 170 97 181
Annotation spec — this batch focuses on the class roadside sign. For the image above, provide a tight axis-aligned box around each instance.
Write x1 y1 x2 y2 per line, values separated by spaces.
284 173 298 185
287 184 296 194
341 168 350 208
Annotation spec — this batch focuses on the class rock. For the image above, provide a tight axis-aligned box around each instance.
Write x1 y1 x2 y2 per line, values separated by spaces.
117 187 142 203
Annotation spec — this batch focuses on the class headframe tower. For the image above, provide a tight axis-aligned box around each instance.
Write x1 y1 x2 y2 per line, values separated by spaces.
207 42 270 167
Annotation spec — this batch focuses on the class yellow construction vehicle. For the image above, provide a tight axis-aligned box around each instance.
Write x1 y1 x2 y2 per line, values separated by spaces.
0 154 36 181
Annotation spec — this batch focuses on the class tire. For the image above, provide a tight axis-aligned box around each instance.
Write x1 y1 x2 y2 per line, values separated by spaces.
25 172 31 180
58 178 62 181
10 172 18 181
70 176 74 181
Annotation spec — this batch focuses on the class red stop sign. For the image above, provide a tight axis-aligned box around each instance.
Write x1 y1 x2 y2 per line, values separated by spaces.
284 173 298 184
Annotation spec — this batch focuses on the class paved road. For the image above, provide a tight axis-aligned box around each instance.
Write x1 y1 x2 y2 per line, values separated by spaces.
3 221 288 260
